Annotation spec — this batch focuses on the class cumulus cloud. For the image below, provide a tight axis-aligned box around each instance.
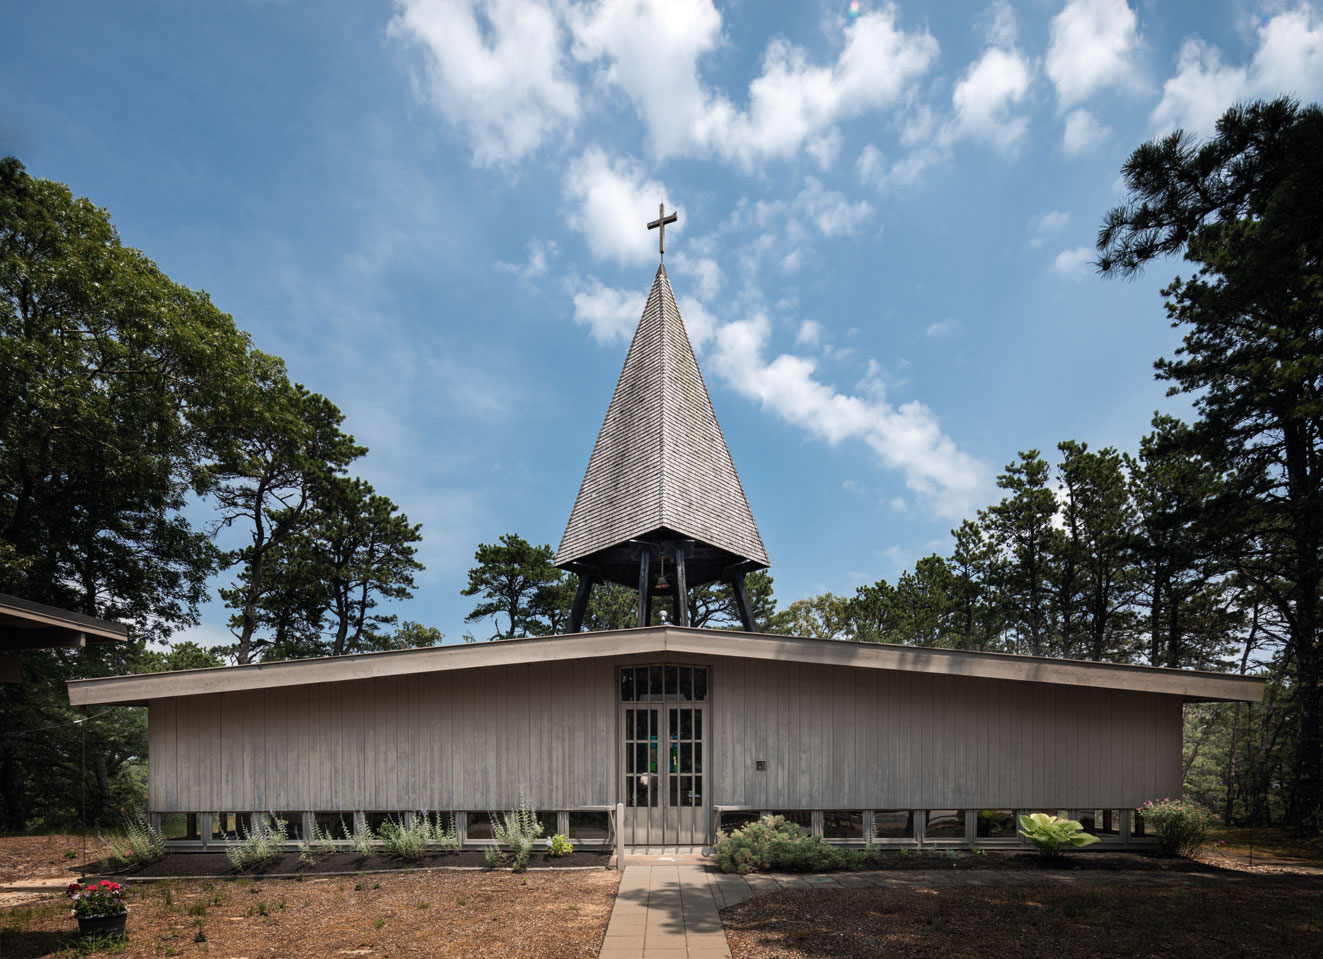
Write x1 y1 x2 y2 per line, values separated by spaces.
564 145 677 266
925 320 956 339
1045 0 1142 107
497 238 555 280
389 0 579 165
1028 210 1070 247
1152 6 1323 135
796 320 825 348
669 253 722 301
572 2 937 169
709 314 987 518
1052 246 1094 279
796 178 873 237
571 276 642 344
1062 108 1110 156
949 46 1033 151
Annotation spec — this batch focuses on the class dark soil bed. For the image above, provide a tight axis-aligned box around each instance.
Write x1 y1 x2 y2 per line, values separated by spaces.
97 848 611 879
848 849 1223 873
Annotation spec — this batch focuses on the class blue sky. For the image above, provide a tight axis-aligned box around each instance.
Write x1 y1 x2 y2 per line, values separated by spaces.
4 1 1322 648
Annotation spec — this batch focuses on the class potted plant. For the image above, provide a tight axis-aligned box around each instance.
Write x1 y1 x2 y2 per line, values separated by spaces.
67 880 128 940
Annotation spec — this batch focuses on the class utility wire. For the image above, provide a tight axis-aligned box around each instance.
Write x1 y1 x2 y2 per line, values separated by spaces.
3 707 117 736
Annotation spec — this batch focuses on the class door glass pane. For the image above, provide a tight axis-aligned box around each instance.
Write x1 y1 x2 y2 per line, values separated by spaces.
680 667 692 701
694 742 702 773
635 743 648 773
620 669 634 702
695 709 702 740
647 743 658 773
669 708 678 739
694 667 707 701
649 709 658 738
680 708 693 740
649 666 663 698
665 665 678 698
691 776 702 806
626 742 635 774
669 775 678 806
625 710 634 741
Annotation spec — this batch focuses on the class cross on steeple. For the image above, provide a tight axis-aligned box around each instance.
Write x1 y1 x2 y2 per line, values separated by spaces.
647 202 678 259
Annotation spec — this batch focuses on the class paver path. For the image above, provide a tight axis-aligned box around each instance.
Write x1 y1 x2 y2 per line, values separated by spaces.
600 863 731 959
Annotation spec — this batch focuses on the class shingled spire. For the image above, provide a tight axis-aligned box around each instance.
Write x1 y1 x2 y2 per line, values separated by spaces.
557 263 768 632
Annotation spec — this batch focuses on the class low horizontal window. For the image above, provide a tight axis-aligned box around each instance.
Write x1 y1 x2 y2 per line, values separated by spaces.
872 810 915 839
1079 809 1121 836
975 810 1017 839
925 809 965 838
823 811 864 839
568 811 610 841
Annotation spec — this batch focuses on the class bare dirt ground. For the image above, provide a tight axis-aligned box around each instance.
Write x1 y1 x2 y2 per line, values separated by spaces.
0 836 112 884
1195 827 1323 875
721 876 1323 958
0 869 619 958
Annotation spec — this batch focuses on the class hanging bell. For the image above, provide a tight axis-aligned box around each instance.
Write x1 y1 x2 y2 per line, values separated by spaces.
655 553 671 591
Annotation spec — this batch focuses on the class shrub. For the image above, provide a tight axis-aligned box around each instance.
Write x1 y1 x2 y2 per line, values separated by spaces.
547 833 573 858
424 811 461 853
349 812 375 858
714 815 863 874
491 797 544 872
1017 813 1099 858
379 815 429 861
1138 798 1218 857
224 814 287 871
102 810 167 866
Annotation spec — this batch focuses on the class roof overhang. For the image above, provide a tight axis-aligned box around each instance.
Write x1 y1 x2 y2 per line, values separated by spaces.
1 592 129 652
67 626 1264 707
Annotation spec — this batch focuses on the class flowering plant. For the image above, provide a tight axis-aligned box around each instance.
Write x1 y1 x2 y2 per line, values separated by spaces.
1137 797 1219 857
66 880 127 918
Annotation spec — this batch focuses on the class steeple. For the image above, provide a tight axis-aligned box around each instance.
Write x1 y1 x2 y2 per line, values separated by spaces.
557 261 768 632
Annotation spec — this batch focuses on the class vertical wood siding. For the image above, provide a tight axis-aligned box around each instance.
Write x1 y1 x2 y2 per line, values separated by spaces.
148 653 1182 812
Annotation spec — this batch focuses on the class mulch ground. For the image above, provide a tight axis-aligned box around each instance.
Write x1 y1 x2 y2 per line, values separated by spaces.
0 869 619 958
721 877 1323 958
831 850 1220 873
105 848 612 878
0 837 113 883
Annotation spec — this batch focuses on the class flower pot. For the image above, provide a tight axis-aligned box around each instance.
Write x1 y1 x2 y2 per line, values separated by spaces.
75 908 128 940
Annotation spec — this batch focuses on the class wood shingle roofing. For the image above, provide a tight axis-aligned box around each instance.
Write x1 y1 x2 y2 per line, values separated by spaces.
555 265 768 572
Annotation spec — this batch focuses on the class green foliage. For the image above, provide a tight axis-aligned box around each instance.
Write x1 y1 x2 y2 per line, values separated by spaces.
714 815 863 874
349 812 375 858
102 811 166 866
490 797 544 872
547 833 573 857
462 534 559 640
378 815 431 861
1017 813 1099 858
1138 798 1218 857
224 815 287 871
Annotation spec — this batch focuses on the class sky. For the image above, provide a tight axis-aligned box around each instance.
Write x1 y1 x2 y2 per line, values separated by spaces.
3 0 1322 649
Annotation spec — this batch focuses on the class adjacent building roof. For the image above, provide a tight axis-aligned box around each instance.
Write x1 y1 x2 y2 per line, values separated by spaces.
555 265 768 579
1 591 129 651
67 626 1264 706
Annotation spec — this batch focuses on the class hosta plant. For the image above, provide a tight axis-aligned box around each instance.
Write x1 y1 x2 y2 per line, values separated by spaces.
547 833 573 858
1017 813 1099 858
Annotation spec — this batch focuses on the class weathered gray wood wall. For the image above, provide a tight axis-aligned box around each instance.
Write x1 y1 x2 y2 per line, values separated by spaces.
149 652 1181 813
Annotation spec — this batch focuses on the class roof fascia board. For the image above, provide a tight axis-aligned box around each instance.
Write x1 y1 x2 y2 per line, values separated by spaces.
663 630 1264 703
0 592 129 643
68 629 667 706
68 625 1263 707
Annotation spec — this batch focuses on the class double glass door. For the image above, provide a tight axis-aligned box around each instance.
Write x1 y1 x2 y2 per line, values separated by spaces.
621 704 706 847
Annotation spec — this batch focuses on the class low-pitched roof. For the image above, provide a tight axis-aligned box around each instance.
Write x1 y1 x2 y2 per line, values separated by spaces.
67 626 1262 706
1 591 129 651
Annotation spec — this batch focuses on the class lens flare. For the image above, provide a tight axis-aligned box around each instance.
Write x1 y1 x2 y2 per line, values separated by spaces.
847 1 861 20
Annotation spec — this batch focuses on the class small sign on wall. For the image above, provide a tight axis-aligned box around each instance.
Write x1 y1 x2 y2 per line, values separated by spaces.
755 760 767 771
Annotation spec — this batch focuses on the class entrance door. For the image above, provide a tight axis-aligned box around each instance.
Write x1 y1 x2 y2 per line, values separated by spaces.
619 666 709 850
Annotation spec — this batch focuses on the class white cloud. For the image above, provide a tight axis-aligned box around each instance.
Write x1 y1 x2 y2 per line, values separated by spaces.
1045 0 1141 107
676 295 718 351
564 145 677 266
949 46 1032 151
1152 6 1323 136
1029 210 1070 247
573 2 937 169
925 320 956 339
497 238 555 280
796 320 825 348
1053 246 1094 279
389 0 579 165
796 177 873 237
568 0 723 155
710 314 988 518
981 0 1018 48
669 253 722 300
842 479 865 494
571 276 642 344
1062 107 1110 156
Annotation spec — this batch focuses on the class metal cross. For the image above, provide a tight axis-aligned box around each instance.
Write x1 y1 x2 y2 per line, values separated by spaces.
647 202 678 259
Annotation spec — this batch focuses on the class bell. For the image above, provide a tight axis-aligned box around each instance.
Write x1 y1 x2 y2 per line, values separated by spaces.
655 553 671 591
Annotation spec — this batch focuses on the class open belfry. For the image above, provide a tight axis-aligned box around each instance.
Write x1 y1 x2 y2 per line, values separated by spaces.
556 205 769 632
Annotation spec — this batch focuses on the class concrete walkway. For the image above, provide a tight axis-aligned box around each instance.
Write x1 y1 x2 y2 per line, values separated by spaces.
599 862 731 959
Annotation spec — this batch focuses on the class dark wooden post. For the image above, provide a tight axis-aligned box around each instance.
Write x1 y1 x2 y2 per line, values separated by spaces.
569 568 598 633
673 543 690 627
731 570 756 632
636 548 651 628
